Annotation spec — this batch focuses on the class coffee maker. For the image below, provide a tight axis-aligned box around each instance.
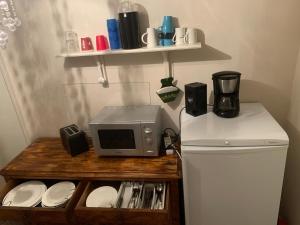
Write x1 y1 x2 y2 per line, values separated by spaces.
212 71 241 118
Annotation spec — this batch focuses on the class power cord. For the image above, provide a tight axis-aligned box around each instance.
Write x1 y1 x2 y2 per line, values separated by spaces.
175 149 182 160
178 106 186 139
162 127 182 160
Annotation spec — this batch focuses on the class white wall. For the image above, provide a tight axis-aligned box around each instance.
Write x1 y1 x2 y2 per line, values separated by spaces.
1 0 300 222
0 58 27 188
1 0 300 141
281 48 300 225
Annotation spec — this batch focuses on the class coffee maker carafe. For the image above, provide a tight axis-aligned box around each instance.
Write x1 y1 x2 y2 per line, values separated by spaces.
212 71 241 118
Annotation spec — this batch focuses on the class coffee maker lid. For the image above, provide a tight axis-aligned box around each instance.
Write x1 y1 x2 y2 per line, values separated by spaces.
212 71 241 80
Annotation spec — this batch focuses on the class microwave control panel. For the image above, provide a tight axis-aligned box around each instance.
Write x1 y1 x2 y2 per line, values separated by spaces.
142 124 159 156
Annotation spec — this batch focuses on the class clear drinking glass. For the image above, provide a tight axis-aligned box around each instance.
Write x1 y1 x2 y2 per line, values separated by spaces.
65 31 79 53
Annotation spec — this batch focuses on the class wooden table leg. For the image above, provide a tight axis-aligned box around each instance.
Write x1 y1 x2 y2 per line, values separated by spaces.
169 180 181 225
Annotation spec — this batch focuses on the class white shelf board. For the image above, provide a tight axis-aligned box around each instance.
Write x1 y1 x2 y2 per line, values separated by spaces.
57 43 202 58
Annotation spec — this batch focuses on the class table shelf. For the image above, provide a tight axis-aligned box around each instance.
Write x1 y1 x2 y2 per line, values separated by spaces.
0 138 182 225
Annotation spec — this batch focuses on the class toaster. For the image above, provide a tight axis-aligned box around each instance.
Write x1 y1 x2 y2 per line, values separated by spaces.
59 124 89 156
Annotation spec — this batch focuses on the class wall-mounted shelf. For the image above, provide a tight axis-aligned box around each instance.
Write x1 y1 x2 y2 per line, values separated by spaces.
57 43 203 86
57 43 202 58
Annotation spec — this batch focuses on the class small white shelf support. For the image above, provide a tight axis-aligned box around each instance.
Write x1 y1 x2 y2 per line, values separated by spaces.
162 52 172 78
95 55 108 86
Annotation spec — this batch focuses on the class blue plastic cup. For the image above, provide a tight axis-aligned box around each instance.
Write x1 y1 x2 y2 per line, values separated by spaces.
163 39 173 46
107 19 121 50
162 16 173 33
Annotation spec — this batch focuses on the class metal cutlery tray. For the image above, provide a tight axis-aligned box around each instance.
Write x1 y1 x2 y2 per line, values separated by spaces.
115 182 167 210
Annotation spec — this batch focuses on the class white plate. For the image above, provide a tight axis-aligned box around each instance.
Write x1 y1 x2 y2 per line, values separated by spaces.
86 186 117 208
2 181 47 207
42 181 75 208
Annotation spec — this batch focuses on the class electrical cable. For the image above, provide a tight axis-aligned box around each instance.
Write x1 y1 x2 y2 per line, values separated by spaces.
178 106 186 139
175 150 182 160
163 128 178 142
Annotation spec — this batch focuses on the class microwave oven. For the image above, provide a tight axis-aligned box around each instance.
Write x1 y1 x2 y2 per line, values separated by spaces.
89 105 161 157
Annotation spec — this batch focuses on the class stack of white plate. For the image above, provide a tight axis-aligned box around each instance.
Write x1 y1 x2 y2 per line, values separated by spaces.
2 181 47 207
41 181 75 208
86 186 117 208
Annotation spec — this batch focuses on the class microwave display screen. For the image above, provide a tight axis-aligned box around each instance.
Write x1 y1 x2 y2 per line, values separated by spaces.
98 129 136 149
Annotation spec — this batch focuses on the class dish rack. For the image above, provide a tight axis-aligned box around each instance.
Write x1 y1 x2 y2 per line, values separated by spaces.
115 182 167 210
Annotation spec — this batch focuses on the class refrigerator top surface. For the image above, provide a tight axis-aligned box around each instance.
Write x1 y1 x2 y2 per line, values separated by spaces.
180 103 289 147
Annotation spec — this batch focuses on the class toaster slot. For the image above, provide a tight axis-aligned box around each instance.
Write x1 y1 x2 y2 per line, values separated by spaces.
64 125 80 136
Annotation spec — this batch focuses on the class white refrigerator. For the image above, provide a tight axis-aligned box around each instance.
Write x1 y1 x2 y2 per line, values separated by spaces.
181 103 289 225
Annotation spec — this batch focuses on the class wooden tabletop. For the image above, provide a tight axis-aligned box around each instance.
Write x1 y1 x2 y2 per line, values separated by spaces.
0 138 181 180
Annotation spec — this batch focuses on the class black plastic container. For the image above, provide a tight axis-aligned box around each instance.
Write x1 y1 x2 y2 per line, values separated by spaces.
118 11 141 49
185 82 207 117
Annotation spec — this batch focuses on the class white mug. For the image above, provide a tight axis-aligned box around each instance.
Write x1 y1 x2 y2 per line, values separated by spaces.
172 27 187 46
184 28 198 44
141 28 157 48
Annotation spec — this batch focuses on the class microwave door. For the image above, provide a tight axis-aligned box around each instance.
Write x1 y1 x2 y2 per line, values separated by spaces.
95 124 143 156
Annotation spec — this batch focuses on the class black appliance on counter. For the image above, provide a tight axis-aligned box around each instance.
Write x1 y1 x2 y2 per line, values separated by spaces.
59 124 89 156
212 71 241 118
185 82 207 117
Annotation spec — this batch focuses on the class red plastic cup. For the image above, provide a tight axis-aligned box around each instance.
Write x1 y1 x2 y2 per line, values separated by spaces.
96 35 109 51
81 37 93 51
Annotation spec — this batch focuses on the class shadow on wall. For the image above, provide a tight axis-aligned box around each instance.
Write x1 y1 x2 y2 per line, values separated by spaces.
2 0 80 139
136 3 150 39
5 0 52 139
281 121 300 224
161 107 179 131
170 29 231 63
63 25 231 129
240 79 290 125
50 0 93 130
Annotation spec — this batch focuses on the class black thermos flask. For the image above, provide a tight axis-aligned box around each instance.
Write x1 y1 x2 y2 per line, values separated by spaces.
118 1 141 49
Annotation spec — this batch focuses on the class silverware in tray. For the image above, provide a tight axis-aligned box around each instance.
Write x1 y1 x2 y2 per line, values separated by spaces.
115 182 166 210
127 182 142 209
141 183 155 209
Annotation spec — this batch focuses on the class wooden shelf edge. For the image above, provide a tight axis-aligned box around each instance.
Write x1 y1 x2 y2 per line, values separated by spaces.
0 172 181 181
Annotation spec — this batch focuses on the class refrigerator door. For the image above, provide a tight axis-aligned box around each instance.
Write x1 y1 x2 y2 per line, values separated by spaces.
182 145 287 225
181 103 289 147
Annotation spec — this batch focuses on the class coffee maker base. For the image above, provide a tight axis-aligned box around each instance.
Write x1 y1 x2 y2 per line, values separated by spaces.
213 109 240 118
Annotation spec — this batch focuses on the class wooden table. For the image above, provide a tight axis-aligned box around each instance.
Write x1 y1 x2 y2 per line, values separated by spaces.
0 138 182 225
